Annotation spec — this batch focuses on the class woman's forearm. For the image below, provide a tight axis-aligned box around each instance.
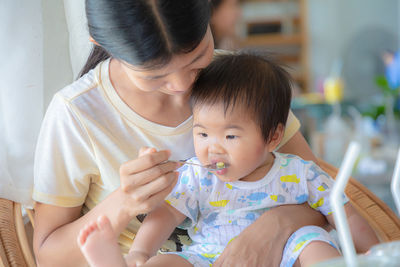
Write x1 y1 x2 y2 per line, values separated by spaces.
347 212 379 253
35 149 179 266
213 203 327 267
254 204 327 258
326 204 379 253
274 203 326 227
258 204 327 242
34 188 134 267
253 204 326 254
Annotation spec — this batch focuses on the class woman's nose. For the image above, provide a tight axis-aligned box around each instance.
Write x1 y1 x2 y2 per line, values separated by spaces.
166 70 197 92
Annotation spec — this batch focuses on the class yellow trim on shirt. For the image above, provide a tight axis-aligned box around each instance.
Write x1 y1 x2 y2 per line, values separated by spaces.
32 189 85 207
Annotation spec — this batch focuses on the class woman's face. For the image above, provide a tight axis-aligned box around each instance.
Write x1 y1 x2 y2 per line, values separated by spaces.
119 27 215 96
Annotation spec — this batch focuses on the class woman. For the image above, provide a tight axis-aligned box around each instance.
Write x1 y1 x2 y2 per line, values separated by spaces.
33 1 324 266
210 0 242 50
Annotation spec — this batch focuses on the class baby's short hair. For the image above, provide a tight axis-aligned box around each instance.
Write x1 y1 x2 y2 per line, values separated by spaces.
191 52 292 143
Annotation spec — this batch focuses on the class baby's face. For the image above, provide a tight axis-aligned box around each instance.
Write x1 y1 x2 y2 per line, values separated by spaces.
193 103 274 182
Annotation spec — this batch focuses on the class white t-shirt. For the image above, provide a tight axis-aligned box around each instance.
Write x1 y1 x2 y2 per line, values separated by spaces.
33 57 300 252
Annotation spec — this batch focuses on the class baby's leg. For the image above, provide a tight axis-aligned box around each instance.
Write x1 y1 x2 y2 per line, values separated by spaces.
77 215 127 267
281 225 340 267
295 241 340 267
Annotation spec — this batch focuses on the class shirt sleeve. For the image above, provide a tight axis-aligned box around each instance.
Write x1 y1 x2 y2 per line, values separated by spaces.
33 93 97 207
165 163 200 229
305 162 349 215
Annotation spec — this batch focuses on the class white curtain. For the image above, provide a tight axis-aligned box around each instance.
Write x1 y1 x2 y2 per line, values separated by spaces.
0 0 44 207
0 0 90 207
63 0 91 78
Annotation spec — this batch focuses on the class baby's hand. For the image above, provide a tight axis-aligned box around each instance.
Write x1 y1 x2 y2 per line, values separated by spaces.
125 251 150 267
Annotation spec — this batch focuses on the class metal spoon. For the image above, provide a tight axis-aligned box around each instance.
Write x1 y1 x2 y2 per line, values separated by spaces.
170 160 229 171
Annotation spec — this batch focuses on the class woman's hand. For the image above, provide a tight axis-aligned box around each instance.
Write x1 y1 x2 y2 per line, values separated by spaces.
33 147 178 267
119 147 180 218
213 204 326 267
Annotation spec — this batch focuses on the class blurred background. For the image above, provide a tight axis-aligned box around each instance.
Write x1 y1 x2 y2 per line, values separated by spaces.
1 0 399 211
219 0 400 211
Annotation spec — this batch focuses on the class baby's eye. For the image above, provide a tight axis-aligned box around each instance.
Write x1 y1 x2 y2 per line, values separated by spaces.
226 135 236 140
199 133 208 138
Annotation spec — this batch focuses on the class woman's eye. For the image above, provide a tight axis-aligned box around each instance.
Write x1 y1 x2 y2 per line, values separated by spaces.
226 135 236 140
199 133 208 138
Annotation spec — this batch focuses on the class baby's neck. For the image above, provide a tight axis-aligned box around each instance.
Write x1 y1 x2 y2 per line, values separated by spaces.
240 153 276 182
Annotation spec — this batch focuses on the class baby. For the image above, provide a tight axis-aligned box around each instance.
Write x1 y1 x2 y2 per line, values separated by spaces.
78 53 379 267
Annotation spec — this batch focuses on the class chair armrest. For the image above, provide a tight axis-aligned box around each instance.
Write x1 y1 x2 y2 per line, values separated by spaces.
318 159 400 242
0 198 36 267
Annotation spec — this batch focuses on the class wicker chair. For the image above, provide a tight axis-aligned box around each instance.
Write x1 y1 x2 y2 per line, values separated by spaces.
318 159 400 242
0 160 399 266
0 199 35 267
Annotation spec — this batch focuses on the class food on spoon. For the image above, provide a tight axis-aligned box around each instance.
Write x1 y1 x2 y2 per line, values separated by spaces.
216 162 225 169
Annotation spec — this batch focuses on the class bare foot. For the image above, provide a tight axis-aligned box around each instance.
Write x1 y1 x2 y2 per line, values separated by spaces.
78 215 127 267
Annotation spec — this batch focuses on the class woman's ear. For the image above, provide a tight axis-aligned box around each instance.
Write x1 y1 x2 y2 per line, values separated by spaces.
267 124 285 152
89 36 100 46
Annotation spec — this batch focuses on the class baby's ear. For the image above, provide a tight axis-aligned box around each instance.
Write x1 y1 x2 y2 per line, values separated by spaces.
267 124 285 152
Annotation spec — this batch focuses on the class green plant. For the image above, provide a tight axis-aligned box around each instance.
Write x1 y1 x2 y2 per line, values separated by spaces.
375 75 400 97
361 76 400 120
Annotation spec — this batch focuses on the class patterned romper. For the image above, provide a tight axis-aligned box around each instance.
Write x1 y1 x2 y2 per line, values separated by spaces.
165 152 347 267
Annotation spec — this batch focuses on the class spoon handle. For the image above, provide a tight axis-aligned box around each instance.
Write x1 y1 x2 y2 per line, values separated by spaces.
169 160 217 171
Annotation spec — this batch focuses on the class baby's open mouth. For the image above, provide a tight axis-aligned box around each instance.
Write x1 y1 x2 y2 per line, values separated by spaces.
216 162 226 169
209 161 229 170
209 161 229 174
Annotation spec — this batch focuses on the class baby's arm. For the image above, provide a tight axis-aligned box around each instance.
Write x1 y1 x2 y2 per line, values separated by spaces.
128 202 187 264
326 203 379 253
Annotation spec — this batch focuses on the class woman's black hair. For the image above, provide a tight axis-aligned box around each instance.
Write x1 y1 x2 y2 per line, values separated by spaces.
79 0 211 78
79 46 110 78
191 52 292 143
210 0 224 10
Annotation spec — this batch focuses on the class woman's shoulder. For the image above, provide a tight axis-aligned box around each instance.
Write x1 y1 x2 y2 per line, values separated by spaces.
44 60 112 125
51 60 110 113
57 68 99 102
